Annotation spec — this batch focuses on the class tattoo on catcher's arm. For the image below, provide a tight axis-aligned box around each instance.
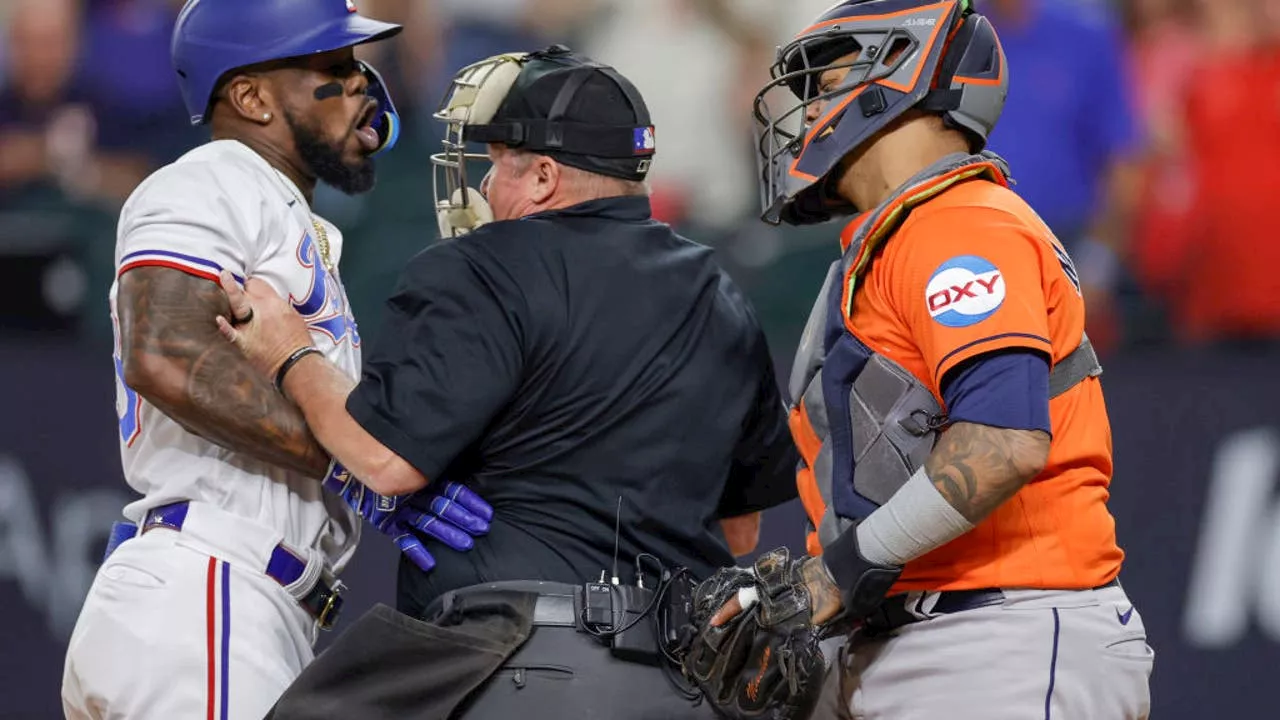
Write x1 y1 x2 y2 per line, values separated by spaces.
924 421 1050 524
118 267 329 477
801 557 844 625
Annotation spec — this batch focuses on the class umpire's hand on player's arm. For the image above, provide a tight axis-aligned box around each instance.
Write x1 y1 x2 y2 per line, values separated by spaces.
211 271 496 571
214 271 427 496
323 461 493 573
213 273 317 381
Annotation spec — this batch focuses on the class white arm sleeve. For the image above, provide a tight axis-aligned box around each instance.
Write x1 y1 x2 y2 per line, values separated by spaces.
117 160 265 284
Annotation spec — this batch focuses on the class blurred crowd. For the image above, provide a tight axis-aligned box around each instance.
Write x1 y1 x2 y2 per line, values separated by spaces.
2 0 1279 355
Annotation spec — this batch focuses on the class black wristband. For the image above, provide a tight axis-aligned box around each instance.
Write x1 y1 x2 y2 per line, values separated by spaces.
824 524 902 620
274 347 321 394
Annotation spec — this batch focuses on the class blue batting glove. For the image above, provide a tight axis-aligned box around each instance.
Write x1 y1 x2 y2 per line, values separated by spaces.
395 482 493 550
394 483 493 574
423 482 494 533
321 460 405 533
322 462 492 573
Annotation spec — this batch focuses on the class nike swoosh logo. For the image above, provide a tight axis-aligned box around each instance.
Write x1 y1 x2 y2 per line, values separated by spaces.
1117 606 1134 625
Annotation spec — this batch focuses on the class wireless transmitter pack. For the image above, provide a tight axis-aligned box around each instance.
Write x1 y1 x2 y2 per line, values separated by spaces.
607 583 661 665
579 498 666 666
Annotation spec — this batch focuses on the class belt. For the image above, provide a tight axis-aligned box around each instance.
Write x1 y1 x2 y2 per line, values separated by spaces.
863 578 1121 634
531 590 579 627
111 501 344 630
433 580 581 629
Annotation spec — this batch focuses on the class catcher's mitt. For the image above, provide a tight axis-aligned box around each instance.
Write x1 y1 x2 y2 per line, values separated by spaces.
677 548 827 720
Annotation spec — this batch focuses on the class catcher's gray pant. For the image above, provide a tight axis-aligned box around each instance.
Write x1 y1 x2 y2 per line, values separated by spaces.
813 582 1153 720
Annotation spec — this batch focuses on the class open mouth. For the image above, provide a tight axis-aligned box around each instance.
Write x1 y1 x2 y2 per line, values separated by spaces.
354 99 380 152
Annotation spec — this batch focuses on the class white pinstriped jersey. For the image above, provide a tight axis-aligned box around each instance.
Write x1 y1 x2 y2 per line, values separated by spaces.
108 139 361 573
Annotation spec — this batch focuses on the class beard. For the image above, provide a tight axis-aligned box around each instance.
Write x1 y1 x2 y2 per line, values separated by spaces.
284 107 376 196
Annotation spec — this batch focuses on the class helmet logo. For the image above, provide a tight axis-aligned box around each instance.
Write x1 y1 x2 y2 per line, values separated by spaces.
346 0 357 12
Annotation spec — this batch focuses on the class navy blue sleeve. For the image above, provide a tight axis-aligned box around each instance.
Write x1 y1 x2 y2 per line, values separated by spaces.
940 349 1051 434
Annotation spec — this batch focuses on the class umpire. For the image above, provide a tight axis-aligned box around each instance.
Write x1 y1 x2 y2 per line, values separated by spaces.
222 45 798 720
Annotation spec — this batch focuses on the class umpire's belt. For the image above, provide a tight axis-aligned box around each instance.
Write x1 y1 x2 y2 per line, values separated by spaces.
104 501 344 630
432 580 581 629
864 578 1121 634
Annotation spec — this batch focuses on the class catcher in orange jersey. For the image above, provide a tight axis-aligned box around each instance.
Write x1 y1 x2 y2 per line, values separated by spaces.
677 2 1154 718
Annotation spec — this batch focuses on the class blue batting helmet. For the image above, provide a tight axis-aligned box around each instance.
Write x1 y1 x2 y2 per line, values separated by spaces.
753 0 1007 225
172 0 403 127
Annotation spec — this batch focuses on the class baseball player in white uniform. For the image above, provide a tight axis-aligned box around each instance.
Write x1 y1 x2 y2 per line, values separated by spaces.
60 2 494 718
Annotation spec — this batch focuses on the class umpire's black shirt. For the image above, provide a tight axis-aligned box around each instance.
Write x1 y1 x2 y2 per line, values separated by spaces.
345 196 798 617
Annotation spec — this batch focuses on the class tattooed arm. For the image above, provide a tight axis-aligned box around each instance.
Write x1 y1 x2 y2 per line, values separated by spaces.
801 555 846 624
791 421 1049 625
118 267 329 477
706 420 1051 628
925 422 1050 524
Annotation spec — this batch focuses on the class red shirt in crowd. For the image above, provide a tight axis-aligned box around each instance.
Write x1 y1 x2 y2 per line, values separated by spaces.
1176 46 1280 341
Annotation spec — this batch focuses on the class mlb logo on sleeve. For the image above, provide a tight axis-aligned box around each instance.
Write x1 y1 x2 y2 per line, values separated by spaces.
925 255 1005 328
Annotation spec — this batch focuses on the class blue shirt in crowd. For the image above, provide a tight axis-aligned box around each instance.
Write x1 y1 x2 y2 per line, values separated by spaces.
77 0 199 164
984 0 1141 236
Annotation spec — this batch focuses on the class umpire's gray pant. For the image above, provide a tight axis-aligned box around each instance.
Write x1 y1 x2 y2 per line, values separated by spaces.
267 581 715 720
448 581 713 720
458 620 714 719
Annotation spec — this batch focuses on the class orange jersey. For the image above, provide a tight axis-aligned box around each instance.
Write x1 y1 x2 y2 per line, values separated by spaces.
824 176 1122 592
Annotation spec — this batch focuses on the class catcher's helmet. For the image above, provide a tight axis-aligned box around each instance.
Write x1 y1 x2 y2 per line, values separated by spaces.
172 0 402 126
754 0 1008 225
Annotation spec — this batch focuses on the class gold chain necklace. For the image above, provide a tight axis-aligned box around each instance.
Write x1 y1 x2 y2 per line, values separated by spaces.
309 216 334 273
274 171 334 272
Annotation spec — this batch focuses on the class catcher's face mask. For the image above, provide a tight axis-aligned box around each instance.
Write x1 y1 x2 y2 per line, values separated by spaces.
430 52 528 239
754 0 1003 226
